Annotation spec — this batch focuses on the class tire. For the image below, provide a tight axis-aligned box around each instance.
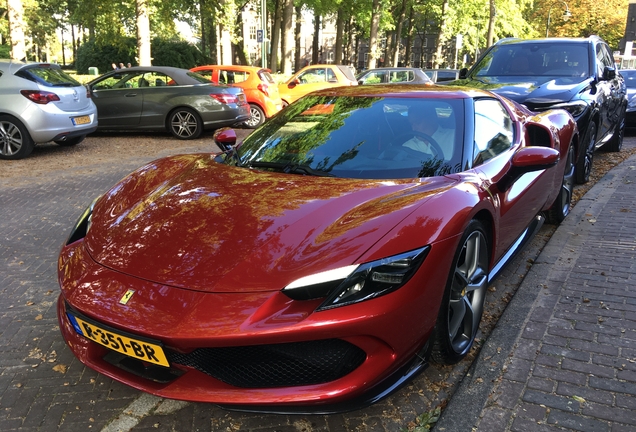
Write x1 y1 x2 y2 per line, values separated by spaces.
0 115 35 160
168 108 202 140
243 104 265 129
55 135 86 147
546 144 575 224
605 112 625 153
575 121 596 184
431 220 490 365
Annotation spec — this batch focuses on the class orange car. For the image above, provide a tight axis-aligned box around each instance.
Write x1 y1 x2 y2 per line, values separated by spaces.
191 65 283 128
278 64 358 106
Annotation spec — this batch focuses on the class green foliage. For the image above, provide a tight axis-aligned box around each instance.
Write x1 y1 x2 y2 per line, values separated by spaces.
151 38 206 68
0 44 10 59
75 37 206 73
402 407 441 432
75 38 137 74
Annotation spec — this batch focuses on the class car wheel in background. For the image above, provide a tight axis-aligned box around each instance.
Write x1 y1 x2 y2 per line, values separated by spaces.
546 144 575 224
244 104 265 129
0 115 35 160
431 220 489 365
605 113 625 153
168 108 203 139
576 122 596 184
55 135 86 147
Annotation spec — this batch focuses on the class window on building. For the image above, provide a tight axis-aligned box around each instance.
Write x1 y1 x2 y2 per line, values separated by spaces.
249 26 257 41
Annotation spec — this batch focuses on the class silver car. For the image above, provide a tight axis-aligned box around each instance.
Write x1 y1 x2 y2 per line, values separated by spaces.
0 60 98 160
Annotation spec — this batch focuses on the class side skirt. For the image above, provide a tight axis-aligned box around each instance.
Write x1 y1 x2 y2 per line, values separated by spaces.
488 214 545 283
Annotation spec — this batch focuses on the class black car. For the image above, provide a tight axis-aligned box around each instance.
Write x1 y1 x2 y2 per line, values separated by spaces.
446 36 626 183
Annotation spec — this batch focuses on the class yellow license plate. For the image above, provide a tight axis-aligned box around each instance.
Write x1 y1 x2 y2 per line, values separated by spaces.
68 313 170 367
72 116 90 125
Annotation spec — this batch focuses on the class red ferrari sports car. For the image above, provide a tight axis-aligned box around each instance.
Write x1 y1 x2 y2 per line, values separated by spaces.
57 85 577 413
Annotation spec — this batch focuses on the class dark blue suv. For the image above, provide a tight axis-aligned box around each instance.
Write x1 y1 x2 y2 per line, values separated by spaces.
447 36 627 183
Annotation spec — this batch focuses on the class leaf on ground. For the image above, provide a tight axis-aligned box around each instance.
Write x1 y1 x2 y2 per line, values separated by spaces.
52 364 67 374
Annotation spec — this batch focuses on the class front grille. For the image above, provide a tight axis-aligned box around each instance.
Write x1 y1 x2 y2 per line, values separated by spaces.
167 339 366 388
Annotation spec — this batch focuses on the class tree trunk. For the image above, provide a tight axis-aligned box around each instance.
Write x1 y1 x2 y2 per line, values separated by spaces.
294 6 302 71
367 0 381 69
281 0 293 73
405 6 414 66
335 9 344 64
136 0 151 66
7 0 26 61
200 0 206 57
392 0 408 66
486 0 496 47
312 14 320 64
269 0 281 71
433 0 449 68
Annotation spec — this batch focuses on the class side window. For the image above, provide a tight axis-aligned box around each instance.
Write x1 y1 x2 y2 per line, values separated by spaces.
473 99 514 166
327 68 337 82
390 70 412 83
197 70 214 80
298 69 326 83
361 71 385 84
596 44 607 77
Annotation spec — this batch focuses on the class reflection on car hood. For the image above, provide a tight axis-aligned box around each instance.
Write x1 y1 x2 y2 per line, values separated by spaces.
85 154 455 293
450 76 592 108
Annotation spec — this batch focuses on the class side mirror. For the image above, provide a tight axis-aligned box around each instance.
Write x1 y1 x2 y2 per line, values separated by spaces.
497 147 560 191
459 68 469 79
289 78 300 88
602 66 616 80
213 127 237 152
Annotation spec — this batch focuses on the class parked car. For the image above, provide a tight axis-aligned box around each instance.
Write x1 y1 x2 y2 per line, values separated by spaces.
422 69 460 83
87 66 250 139
58 84 577 412
356 67 432 85
0 60 97 160
278 64 357 106
191 65 283 128
620 69 636 127
445 36 626 184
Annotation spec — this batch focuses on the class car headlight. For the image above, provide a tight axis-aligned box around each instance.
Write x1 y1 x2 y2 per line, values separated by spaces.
548 100 588 118
66 196 100 245
282 247 430 310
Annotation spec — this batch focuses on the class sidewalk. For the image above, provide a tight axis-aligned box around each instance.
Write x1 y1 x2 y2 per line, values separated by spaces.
436 152 636 431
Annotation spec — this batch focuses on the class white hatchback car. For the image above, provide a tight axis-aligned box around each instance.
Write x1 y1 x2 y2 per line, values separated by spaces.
0 60 98 160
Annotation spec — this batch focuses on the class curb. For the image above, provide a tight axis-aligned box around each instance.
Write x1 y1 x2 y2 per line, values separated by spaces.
433 153 636 431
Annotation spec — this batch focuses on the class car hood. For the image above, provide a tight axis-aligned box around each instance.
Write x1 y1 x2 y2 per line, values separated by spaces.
450 75 592 107
85 154 456 293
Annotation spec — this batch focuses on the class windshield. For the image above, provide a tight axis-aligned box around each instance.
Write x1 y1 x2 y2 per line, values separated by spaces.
472 42 590 78
235 95 464 179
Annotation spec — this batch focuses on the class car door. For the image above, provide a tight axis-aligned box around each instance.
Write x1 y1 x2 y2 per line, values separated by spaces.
138 71 175 127
90 71 144 127
284 67 338 102
594 43 619 142
471 98 556 262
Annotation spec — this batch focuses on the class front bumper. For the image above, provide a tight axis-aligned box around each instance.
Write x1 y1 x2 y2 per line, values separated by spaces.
57 236 455 411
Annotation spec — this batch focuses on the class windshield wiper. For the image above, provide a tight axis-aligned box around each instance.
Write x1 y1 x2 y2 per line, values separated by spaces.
248 161 334 177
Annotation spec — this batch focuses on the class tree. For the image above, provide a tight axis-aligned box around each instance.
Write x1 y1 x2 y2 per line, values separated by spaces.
7 0 26 60
136 0 151 65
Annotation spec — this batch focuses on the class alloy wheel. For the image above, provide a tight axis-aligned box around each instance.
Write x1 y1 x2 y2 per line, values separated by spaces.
0 121 23 157
447 230 489 353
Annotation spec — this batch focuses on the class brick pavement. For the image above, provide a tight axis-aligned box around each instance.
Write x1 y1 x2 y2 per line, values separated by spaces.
437 146 636 431
2 137 635 432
